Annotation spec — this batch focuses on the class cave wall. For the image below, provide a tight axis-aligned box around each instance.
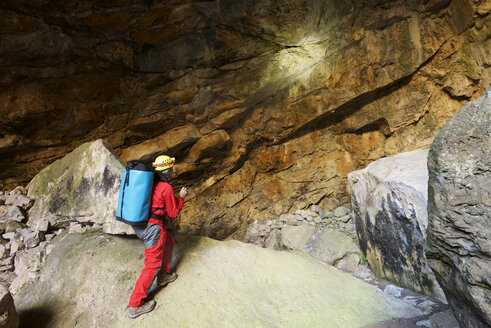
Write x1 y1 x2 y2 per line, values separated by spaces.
0 0 490 239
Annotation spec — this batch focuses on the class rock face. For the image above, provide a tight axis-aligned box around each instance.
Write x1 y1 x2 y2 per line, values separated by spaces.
14 230 424 328
426 87 491 327
27 139 132 235
348 150 444 300
0 1 490 240
0 285 18 328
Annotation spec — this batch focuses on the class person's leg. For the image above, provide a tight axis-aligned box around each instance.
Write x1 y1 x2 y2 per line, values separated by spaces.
161 230 175 274
128 224 164 308
157 230 177 286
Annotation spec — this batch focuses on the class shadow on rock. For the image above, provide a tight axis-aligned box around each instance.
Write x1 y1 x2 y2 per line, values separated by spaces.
18 307 54 328
170 232 202 271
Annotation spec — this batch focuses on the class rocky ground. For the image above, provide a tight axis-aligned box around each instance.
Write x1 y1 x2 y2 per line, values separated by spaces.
13 230 456 328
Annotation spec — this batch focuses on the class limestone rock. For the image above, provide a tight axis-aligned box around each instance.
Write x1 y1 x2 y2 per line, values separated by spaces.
1 233 14 241
430 310 460 328
7 187 25 196
281 225 361 269
3 221 24 234
309 229 360 266
5 193 32 211
264 229 282 250
120 124 201 163
281 225 317 252
68 222 89 234
335 253 361 273
348 150 445 300
333 207 350 218
0 257 14 271
10 245 44 295
185 129 231 164
426 87 491 328
0 206 8 220
4 207 24 223
0 244 6 259
0 285 19 328
14 230 423 328
27 139 133 235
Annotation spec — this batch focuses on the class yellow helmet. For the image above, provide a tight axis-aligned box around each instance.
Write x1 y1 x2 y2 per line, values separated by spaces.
152 155 175 171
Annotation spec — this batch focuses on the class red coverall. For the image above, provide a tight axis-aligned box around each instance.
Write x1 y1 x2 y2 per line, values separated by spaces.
128 181 184 307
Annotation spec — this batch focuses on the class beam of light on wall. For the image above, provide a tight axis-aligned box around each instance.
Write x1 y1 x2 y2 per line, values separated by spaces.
263 41 326 90
276 43 326 79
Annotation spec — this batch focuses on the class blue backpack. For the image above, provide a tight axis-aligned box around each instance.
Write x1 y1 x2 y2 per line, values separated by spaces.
116 162 155 226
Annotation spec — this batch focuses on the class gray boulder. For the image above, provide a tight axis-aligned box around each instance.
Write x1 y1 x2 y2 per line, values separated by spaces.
15 230 423 328
27 139 132 235
430 310 460 328
10 246 44 295
5 193 33 211
309 229 360 266
426 87 491 328
5 207 25 223
281 225 317 251
0 285 19 328
282 225 361 270
348 150 445 300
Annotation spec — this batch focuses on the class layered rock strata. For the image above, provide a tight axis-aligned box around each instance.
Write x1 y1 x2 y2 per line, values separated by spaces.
348 150 444 300
426 86 491 328
0 0 490 239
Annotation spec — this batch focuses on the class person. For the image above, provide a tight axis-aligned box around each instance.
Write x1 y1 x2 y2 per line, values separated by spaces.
127 155 187 319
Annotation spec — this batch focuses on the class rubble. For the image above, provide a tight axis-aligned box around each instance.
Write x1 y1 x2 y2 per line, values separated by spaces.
0 185 103 295
245 204 360 273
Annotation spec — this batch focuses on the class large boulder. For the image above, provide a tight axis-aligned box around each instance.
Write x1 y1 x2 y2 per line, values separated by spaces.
14 230 424 328
27 139 132 235
348 150 444 300
426 87 491 327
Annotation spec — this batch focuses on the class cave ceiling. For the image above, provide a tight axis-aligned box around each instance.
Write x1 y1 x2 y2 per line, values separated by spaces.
0 0 489 238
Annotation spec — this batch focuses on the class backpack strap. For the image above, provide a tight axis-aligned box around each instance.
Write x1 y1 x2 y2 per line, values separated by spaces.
150 207 167 220
119 168 131 220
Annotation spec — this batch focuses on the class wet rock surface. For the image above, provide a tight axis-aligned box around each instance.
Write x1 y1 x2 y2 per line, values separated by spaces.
348 150 444 300
426 86 491 328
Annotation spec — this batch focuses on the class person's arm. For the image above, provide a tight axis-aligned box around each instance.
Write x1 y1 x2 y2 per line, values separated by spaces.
163 183 185 218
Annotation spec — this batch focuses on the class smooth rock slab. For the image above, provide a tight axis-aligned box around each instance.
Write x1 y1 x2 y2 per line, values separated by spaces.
15 230 423 328
27 139 132 235
348 150 444 300
426 86 491 327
